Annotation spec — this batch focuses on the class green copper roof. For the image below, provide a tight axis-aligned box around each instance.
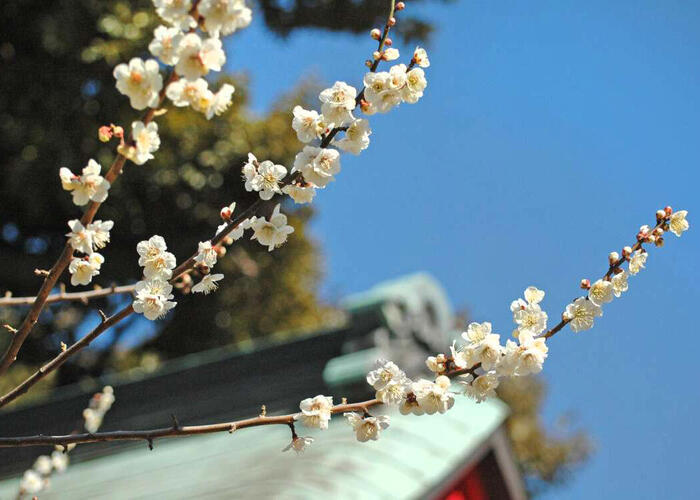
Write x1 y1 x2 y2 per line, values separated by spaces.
0 397 508 499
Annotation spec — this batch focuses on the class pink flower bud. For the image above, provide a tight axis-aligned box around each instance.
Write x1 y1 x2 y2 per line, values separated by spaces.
664 205 673 217
656 209 666 222
388 17 396 27
396 2 406 11
98 126 113 143
655 236 665 247
622 246 633 258
608 252 619 265
372 51 381 60
370 28 382 40
112 125 124 138
580 278 591 290
385 38 393 46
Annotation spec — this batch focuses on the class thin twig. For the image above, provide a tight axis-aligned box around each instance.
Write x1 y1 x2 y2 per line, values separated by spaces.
0 285 135 307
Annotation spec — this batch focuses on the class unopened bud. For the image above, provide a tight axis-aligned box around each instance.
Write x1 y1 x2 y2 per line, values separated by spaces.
112 125 124 138
655 236 665 247
370 28 382 40
365 59 373 68
653 227 664 237
396 1 406 11
223 236 234 246
220 206 232 220
196 263 210 275
436 353 446 363
622 246 633 258
664 205 673 217
580 278 591 290
372 50 381 60
384 38 393 46
388 17 396 27
647 234 656 244
98 126 113 142
608 252 619 265
215 245 226 257
656 209 666 222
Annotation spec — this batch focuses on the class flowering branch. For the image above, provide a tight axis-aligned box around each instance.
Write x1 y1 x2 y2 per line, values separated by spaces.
0 70 175 378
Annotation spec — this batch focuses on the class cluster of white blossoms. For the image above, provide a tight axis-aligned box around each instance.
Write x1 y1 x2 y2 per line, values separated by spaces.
119 121 161 166
113 0 249 123
133 236 177 320
82 385 116 433
18 387 114 497
66 219 114 287
59 159 111 206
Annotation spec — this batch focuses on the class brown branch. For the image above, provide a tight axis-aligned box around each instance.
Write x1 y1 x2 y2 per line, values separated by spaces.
355 0 397 105
0 72 176 378
0 305 134 408
543 218 666 340
0 398 383 448
0 285 136 307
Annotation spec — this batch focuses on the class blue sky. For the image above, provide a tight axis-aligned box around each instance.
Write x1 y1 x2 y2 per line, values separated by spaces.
223 1 699 498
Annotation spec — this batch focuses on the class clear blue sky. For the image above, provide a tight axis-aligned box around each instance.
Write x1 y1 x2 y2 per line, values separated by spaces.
224 1 699 497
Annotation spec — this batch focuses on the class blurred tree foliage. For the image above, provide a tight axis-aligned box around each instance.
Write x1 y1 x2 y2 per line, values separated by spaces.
0 0 589 494
498 376 592 496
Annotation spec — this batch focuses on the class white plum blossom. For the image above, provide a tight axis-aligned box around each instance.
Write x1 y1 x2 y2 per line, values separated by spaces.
669 210 689 237
59 159 111 206
564 297 603 333
205 83 235 119
125 121 160 165
199 0 252 38
175 34 226 81
153 0 197 30
192 273 224 294
319 81 357 126
89 220 114 251
283 183 316 204
113 58 163 110
297 395 333 430
383 48 400 61
293 146 341 188
462 322 502 370
425 353 446 374
413 47 430 68
248 160 287 200
195 241 218 268
291 106 324 143
366 359 410 405
611 271 629 297
148 25 184 65
462 371 499 403
167 78 210 108
250 204 295 251
66 220 94 255
282 435 314 455
628 250 647 275
516 331 548 375
33 455 53 475
363 72 401 113
137 235 177 279
19 470 44 495
133 278 177 320
496 339 521 377
401 68 427 104
335 118 371 155
413 376 455 415
450 342 468 369
50 451 69 473
588 279 614 307
69 253 104 286
510 286 548 337
344 412 390 442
